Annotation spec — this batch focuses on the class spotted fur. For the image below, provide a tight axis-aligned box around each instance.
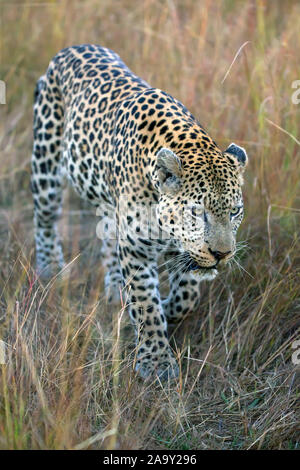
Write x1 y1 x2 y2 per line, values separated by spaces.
31 44 248 380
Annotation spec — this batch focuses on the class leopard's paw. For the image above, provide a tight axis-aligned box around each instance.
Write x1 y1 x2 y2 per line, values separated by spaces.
135 349 179 381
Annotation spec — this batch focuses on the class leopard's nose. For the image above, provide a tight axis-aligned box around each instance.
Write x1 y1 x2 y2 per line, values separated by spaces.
209 248 231 261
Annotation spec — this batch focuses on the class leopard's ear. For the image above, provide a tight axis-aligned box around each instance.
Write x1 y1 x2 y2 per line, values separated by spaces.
224 143 248 170
154 147 182 193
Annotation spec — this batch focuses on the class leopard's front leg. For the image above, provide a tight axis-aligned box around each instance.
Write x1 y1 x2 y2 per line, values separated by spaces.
162 271 201 323
119 238 179 380
160 248 202 323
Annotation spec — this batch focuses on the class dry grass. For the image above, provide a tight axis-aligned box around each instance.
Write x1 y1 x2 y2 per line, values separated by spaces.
0 0 299 450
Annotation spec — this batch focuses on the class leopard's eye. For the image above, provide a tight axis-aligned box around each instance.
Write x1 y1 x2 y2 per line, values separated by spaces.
230 206 242 218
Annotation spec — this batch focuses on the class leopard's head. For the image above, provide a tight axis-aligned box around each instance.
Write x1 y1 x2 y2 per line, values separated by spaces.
154 143 248 279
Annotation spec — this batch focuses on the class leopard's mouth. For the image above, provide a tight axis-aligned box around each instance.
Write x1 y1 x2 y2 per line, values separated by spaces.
185 257 218 272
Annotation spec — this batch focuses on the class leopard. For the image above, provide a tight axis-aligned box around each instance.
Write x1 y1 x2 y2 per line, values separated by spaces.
31 44 248 380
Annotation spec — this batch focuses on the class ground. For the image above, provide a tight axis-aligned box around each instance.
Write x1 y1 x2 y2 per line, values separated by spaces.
0 0 299 450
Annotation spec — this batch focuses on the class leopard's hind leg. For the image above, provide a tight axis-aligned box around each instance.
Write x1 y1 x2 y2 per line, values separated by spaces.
31 73 65 279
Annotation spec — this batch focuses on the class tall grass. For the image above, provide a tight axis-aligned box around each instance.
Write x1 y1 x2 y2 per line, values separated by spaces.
0 0 299 449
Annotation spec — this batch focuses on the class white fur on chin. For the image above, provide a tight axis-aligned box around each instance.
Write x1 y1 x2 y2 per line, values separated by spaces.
191 268 218 281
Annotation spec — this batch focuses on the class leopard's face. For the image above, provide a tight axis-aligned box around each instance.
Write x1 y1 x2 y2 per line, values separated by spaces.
154 144 248 279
